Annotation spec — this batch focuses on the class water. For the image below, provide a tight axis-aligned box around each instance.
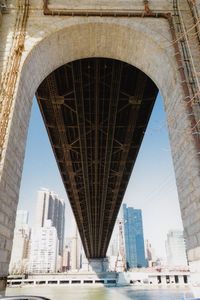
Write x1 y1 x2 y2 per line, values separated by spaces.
6 286 194 300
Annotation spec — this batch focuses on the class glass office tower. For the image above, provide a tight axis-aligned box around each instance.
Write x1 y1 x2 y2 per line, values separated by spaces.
123 203 146 268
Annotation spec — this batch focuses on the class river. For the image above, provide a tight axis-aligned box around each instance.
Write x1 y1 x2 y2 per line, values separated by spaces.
6 286 195 300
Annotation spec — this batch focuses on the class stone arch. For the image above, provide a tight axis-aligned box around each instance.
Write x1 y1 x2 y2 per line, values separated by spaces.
1 20 199 280
22 21 176 101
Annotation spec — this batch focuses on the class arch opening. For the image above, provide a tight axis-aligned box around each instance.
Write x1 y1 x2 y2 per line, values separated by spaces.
36 57 158 258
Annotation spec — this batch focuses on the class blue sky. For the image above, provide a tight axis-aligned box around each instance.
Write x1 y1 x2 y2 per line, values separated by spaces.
18 94 183 257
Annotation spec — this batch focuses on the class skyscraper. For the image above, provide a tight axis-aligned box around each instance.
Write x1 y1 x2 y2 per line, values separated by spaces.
34 188 65 256
123 204 146 269
165 230 188 267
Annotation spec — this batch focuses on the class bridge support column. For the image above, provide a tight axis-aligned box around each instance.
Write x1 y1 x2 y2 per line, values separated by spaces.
0 277 7 295
88 258 109 273
188 253 200 285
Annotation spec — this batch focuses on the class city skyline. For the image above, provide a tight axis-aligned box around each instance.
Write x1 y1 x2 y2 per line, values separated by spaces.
17 94 183 258
10 207 188 274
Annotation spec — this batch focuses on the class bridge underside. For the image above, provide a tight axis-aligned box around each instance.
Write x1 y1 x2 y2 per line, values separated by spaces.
36 58 158 258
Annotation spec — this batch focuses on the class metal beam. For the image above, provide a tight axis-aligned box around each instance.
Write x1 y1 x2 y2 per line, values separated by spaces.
98 61 123 256
72 61 94 256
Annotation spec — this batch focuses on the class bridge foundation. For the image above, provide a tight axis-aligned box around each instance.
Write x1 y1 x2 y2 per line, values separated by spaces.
86 258 109 273
0 277 6 295
189 258 200 285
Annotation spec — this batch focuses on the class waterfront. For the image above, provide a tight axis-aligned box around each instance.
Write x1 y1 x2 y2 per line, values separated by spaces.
6 286 194 300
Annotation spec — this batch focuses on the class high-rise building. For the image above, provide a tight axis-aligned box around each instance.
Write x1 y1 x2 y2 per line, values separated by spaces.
62 243 71 271
123 204 146 269
9 210 30 274
35 188 65 256
71 221 81 270
165 230 188 267
15 210 29 228
145 240 157 267
29 220 58 273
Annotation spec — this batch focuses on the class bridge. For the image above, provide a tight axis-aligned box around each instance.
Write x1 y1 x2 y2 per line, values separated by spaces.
36 58 158 258
0 0 200 291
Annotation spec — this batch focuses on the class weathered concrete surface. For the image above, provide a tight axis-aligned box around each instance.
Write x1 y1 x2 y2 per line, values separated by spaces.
86 258 109 273
0 277 6 294
0 0 200 286
21 0 175 11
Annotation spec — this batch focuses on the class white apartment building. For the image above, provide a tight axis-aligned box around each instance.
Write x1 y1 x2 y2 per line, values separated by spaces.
29 220 58 273
166 230 188 267
9 226 30 274
9 210 30 274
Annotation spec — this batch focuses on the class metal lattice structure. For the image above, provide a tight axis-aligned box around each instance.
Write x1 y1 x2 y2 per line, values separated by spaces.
36 58 158 258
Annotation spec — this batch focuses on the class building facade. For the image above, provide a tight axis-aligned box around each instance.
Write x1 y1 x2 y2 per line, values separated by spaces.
145 240 157 268
123 204 146 269
9 210 30 274
62 244 71 272
166 230 188 268
29 220 58 273
15 210 29 229
71 222 81 270
35 188 65 256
